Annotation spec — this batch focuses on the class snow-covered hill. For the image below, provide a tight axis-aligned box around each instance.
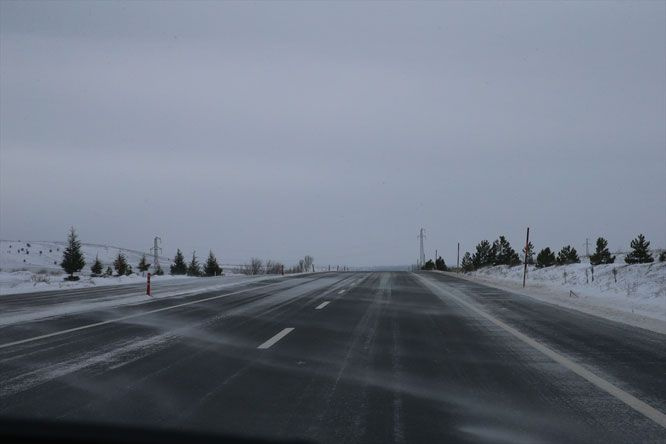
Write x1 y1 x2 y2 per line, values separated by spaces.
0 239 179 295
0 239 172 273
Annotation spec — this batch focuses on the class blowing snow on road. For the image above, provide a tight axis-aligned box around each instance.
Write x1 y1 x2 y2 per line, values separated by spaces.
1 272 664 443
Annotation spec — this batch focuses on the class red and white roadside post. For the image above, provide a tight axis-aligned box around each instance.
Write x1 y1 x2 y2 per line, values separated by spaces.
146 272 151 296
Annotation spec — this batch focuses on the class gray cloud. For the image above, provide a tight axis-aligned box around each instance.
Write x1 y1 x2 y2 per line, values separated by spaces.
1 1 664 266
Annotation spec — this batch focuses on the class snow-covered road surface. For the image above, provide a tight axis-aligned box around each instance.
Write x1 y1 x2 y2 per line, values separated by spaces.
0 272 664 442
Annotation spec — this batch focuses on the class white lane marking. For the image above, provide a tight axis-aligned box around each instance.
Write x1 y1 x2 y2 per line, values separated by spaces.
414 274 666 429
0 280 289 351
337 289 346 294
315 301 330 310
257 328 294 349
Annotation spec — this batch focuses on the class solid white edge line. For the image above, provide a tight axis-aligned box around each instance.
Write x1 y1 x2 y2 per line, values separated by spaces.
337 289 346 294
0 280 289 350
257 328 295 349
315 301 330 310
414 273 666 429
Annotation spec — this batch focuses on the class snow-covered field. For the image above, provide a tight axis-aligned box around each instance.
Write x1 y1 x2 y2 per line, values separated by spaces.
0 239 172 273
461 257 666 331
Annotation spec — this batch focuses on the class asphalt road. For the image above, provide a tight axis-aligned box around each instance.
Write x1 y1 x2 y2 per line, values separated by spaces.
0 272 664 443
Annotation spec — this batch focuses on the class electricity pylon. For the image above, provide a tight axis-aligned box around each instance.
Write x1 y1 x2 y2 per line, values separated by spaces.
418 228 426 267
150 236 162 271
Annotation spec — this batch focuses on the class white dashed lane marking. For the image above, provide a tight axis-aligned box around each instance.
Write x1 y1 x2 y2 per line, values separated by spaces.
257 328 295 349
315 301 330 310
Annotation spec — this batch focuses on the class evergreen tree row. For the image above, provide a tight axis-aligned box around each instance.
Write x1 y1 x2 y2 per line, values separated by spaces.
170 249 223 277
58 227 196 279
93 253 164 277
468 235 521 270
459 233 659 273
421 256 448 271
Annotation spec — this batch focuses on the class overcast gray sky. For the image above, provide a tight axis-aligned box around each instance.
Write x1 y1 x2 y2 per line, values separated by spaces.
1 0 664 267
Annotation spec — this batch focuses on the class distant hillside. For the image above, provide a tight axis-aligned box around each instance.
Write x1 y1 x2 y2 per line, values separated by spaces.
0 239 172 273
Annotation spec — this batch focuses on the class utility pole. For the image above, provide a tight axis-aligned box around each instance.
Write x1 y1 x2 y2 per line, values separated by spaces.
523 227 530 288
418 228 426 268
584 238 591 257
457 242 460 272
150 236 162 271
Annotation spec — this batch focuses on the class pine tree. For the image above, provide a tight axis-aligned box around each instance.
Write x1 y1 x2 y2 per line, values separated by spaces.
187 251 202 276
170 249 187 275
624 234 654 264
493 236 521 266
203 250 223 277
113 252 128 276
556 245 580 265
435 256 447 271
522 241 535 265
589 237 615 265
488 241 498 266
90 255 103 276
536 247 556 268
421 259 435 270
659 251 666 262
125 265 133 276
137 254 151 273
105 266 113 276
155 264 165 275
492 237 503 265
461 252 474 272
472 240 494 269
60 227 86 280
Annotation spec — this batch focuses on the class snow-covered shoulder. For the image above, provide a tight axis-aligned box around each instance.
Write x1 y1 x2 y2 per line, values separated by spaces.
457 260 666 333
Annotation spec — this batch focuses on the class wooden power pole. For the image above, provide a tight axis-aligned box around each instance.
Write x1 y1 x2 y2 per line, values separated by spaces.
523 227 530 288
457 242 460 272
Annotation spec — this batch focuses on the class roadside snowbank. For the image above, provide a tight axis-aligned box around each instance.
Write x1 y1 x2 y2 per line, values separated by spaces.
460 261 666 331
0 270 197 295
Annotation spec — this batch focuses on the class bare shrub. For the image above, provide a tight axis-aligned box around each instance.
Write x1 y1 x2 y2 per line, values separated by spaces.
265 260 284 274
32 274 50 284
240 258 264 275
303 255 314 271
625 281 637 297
